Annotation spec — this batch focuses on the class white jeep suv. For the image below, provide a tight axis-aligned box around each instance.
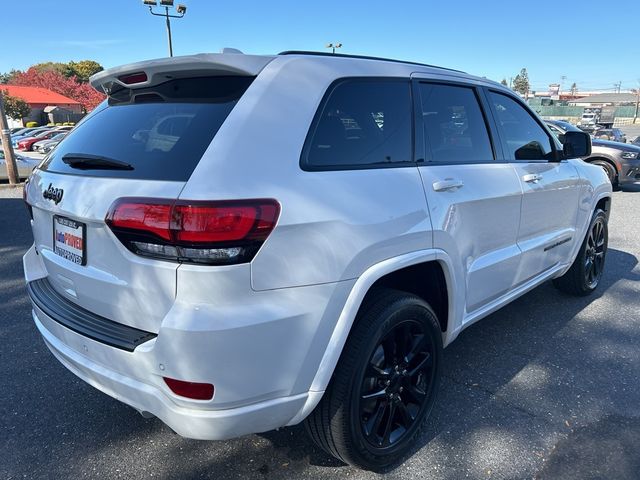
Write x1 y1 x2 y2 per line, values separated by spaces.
23 51 612 470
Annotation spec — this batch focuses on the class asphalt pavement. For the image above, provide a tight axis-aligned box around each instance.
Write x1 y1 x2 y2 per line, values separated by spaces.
1 187 639 480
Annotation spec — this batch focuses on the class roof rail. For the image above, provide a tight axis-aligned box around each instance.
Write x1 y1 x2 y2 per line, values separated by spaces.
278 50 465 74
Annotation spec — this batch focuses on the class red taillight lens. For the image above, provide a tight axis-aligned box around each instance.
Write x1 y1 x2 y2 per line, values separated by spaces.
163 377 214 400
118 71 148 84
106 201 173 241
174 204 260 243
105 198 280 265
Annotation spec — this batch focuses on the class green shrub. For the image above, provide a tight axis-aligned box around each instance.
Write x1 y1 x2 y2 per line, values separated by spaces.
25 121 38 128
55 122 63 126
63 122 75 126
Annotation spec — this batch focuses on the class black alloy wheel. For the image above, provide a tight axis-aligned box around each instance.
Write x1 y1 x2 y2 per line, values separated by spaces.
359 320 436 449
553 209 608 296
305 288 443 471
584 215 606 289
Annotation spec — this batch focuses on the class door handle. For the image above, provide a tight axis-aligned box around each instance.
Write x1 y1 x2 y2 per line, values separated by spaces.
522 173 542 183
433 179 464 192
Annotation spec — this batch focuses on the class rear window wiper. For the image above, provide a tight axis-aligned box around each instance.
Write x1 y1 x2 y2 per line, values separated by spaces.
62 153 134 170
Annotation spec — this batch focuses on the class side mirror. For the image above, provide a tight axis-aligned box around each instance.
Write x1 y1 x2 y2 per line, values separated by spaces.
562 131 591 158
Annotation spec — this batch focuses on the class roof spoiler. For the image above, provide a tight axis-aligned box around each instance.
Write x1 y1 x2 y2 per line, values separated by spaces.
90 53 275 94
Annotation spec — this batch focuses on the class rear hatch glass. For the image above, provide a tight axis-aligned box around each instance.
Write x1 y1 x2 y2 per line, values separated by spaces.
40 76 253 181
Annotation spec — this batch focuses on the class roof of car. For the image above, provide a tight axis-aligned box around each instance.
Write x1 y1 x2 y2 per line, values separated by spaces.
91 51 504 94
278 50 466 74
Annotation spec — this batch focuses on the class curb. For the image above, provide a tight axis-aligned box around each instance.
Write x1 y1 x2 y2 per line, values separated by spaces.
0 183 25 190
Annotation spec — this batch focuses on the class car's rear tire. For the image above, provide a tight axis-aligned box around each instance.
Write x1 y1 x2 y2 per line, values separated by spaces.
305 288 442 471
552 209 608 296
591 159 618 189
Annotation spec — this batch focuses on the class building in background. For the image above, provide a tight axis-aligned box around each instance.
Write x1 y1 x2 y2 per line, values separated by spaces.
1 85 83 126
567 92 637 107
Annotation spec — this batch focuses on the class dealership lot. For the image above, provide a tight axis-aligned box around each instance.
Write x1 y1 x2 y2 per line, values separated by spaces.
1 187 639 479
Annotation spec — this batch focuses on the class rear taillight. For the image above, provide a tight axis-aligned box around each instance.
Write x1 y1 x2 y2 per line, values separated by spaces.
105 198 280 265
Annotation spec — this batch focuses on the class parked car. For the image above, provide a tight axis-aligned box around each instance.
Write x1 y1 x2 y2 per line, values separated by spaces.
630 136 640 147
10 127 24 134
546 120 640 188
2 127 41 145
24 51 612 471
11 127 51 147
593 128 627 143
52 125 74 132
0 150 40 180
17 129 58 151
33 133 67 153
41 140 64 154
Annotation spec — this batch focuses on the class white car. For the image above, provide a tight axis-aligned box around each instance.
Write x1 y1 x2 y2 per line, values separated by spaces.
23 51 612 471
33 133 68 153
0 151 39 180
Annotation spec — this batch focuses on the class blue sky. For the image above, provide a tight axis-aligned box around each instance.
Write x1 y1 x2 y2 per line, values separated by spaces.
4 0 638 92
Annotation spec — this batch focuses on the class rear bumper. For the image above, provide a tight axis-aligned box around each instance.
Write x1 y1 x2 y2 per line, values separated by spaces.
24 243 353 440
33 308 308 440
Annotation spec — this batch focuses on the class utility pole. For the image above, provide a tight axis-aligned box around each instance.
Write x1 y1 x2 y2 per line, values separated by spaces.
634 87 640 124
0 90 20 185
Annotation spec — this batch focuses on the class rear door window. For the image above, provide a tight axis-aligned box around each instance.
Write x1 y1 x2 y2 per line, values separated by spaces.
41 76 254 181
418 83 494 163
302 79 413 170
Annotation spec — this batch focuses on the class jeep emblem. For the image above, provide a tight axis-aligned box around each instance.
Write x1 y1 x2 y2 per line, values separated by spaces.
43 183 64 205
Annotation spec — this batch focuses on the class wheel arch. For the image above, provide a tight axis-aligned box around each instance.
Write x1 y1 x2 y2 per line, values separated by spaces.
287 249 457 425
585 155 621 174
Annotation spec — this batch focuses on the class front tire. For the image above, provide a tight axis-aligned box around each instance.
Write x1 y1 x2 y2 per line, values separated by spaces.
591 159 618 189
553 209 608 296
305 288 442 471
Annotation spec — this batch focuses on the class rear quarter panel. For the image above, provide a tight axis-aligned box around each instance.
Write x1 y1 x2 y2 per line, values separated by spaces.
179 56 433 290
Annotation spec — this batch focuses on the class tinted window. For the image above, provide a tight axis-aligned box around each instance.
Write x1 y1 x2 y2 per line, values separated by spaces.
419 83 493 163
42 76 253 181
303 80 412 168
490 92 554 161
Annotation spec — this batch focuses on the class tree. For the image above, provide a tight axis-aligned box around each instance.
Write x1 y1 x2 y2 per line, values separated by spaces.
10 67 105 112
512 68 530 96
68 60 103 83
570 82 577 96
30 60 103 83
500 78 508 87
32 62 73 77
1 90 31 120
0 69 22 85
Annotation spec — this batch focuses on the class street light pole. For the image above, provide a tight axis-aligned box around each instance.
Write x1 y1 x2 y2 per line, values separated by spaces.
143 1 187 57
165 6 173 57
326 43 342 54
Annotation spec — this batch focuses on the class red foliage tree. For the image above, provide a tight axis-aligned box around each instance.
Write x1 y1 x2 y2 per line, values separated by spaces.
10 67 105 112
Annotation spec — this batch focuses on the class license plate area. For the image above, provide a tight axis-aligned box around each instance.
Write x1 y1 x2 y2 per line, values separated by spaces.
53 215 86 266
